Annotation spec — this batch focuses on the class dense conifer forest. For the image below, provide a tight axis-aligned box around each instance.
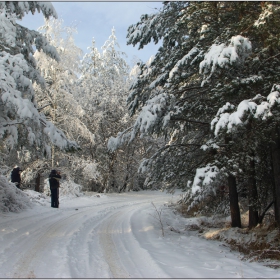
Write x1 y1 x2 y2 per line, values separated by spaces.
1 2 280 248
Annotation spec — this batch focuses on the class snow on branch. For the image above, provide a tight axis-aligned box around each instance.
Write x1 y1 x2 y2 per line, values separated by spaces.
0 2 57 20
36 2 58 19
127 13 160 49
108 93 171 152
254 4 276 27
82 161 99 181
199 35 252 86
107 126 133 152
42 119 78 151
129 92 170 140
181 164 221 212
211 85 280 136
0 8 17 47
29 28 60 62
0 51 77 151
168 47 200 82
191 164 219 194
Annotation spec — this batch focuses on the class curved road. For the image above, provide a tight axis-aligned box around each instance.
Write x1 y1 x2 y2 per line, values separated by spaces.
0 191 279 278
0 192 171 278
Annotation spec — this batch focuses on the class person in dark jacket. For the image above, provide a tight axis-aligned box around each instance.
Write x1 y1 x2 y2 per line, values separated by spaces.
49 169 61 208
11 167 22 189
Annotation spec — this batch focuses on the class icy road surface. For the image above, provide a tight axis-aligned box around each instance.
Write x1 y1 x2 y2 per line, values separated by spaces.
0 190 279 278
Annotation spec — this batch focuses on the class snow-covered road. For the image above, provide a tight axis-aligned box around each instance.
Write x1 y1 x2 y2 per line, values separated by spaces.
0 190 279 278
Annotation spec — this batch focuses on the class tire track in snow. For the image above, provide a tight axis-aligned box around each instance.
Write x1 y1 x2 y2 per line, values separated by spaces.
65 205 119 278
64 198 168 278
97 198 170 278
99 211 131 278
66 201 148 278
5 192 172 278
10 200 145 278
12 208 92 278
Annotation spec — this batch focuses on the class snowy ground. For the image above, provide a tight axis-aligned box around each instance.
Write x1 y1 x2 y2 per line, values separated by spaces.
0 190 280 278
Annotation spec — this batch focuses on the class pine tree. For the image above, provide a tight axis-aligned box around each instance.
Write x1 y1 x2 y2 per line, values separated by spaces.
0 2 78 175
112 1 280 227
28 18 95 186
77 28 146 192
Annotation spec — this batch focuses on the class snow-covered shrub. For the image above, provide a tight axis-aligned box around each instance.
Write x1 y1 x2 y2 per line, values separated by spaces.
59 179 84 198
178 167 230 216
82 161 99 182
0 175 33 212
43 178 84 198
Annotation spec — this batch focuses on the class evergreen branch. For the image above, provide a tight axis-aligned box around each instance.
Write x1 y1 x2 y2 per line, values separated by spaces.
1 121 23 127
176 90 209 104
173 85 209 95
169 143 203 148
263 53 280 63
38 103 52 111
170 117 210 125
150 143 202 161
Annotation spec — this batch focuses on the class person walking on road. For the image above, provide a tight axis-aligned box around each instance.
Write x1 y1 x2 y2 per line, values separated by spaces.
49 169 61 208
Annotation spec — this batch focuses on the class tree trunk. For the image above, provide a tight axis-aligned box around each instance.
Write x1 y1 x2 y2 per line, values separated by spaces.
108 152 116 191
51 146 54 169
225 135 241 228
120 174 129 193
228 174 241 228
248 153 259 228
271 126 280 226
51 86 57 169
35 173 40 192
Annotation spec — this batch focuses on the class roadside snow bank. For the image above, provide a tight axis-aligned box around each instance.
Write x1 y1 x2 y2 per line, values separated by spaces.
23 190 49 206
0 175 33 212
169 207 280 268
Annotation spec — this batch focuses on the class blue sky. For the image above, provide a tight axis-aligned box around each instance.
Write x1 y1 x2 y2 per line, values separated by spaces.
19 1 163 67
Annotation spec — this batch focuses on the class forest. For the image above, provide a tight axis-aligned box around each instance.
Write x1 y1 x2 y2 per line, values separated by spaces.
1 1 280 234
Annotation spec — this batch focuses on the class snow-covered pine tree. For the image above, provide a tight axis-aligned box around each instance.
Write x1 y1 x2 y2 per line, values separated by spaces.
28 18 97 187
0 2 78 177
110 2 215 194
203 2 280 227
77 28 140 192
77 28 159 192
111 1 280 228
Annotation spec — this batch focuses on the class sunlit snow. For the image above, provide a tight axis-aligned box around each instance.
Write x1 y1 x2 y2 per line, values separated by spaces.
0 186 279 278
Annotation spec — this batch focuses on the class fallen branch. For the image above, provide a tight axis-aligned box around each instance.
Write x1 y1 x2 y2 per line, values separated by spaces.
258 200 274 224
